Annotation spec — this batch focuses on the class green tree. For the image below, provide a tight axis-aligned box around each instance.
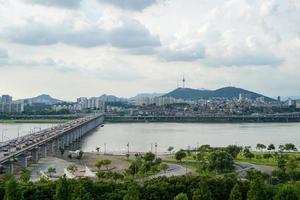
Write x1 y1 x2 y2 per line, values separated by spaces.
168 146 174 155
247 179 267 200
4 177 21 200
175 150 186 162
226 145 242 159
76 150 84 160
284 143 297 152
229 184 242 200
256 144 266 151
96 147 100 154
243 148 254 159
20 169 31 183
275 184 299 200
208 150 234 173
174 193 188 200
123 185 140 200
192 183 213 200
101 159 112 171
67 164 78 174
54 176 70 200
144 152 155 162
95 160 103 171
267 144 275 151
47 167 56 177
72 183 92 200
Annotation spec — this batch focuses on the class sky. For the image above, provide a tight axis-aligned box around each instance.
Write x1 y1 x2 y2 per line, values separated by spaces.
0 0 299 101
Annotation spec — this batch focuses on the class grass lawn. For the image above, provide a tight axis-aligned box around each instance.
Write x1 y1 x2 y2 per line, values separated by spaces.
235 151 300 166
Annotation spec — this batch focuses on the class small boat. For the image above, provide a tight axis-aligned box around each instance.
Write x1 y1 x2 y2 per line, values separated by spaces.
100 124 104 127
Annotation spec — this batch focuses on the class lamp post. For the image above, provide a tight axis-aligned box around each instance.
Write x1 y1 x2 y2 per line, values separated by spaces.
2 129 7 143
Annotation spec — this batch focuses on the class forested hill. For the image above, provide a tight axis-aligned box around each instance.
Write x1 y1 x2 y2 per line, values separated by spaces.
164 87 274 101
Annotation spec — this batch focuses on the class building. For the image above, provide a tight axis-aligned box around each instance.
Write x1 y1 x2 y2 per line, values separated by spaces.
1 95 12 103
0 102 24 113
296 101 300 109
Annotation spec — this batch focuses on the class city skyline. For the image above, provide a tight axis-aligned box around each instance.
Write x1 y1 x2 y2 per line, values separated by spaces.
0 0 299 100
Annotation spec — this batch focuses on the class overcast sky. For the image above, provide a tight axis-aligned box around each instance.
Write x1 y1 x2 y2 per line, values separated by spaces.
0 0 299 100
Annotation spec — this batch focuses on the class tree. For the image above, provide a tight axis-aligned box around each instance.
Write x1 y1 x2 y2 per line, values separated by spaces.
267 144 275 151
168 146 174 155
96 147 100 154
285 143 297 152
161 163 168 174
20 169 31 183
54 176 70 200
279 145 285 152
72 183 92 200
247 179 267 200
102 159 112 171
208 150 234 173
226 145 242 159
229 184 242 200
244 148 254 160
275 184 299 200
175 150 186 162
256 144 266 151
174 193 188 200
192 183 213 200
76 150 84 160
67 164 78 174
47 167 56 177
123 185 140 200
144 152 155 162
4 177 21 200
95 160 103 171
277 157 287 172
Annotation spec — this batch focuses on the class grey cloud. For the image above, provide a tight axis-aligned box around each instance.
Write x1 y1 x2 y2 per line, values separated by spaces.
97 0 157 11
204 51 284 67
0 48 9 66
5 20 160 50
27 0 82 9
158 45 205 62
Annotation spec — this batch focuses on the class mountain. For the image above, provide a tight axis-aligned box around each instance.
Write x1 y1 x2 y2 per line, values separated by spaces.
164 87 275 101
99 94 128 102
17 94 64 105
130 93 165 100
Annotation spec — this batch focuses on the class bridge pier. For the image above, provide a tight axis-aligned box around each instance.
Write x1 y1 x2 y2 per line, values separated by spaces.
47 142 55 154
40 145 47 158
32 148 39 164
18 154 28 170
3 159 14 176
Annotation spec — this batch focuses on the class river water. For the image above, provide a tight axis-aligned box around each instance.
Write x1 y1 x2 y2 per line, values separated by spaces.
1 123 300 153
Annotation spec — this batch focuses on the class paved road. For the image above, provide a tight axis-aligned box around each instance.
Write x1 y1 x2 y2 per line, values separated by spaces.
148 163 193 179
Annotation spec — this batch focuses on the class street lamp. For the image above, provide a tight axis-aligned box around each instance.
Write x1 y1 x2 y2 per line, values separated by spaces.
1 129 7 143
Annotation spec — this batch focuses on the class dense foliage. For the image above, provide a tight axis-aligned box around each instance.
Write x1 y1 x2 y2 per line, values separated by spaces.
1 174 300 200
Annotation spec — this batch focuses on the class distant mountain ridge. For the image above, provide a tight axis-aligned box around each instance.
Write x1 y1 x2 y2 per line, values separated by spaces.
17 94 63 105
164 87 275 101
98 94 127 102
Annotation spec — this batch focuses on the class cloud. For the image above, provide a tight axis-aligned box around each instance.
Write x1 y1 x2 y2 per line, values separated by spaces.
204 51 284 67
97 0 157 11
0 48 9 66
4 18 160 50
27 0 82 9
158 44 205 62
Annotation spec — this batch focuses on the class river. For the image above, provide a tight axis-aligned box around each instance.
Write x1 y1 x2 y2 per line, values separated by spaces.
1 122 300 153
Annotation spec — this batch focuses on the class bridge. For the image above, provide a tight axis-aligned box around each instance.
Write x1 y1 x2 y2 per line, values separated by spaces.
0 114 104 175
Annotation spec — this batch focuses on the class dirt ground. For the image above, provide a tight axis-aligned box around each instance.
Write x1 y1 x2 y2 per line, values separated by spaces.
58 152 130 173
